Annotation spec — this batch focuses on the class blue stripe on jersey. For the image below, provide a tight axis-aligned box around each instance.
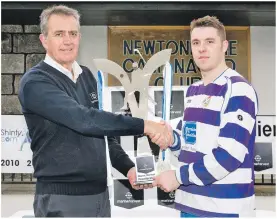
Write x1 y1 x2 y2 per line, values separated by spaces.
180 165 190 185
193 159 217 185
179 150 205 164
213 147 242 172
186 86 193 97
175 203 239 218
224 96 256 119
219 123 251 147
240 155 253 168
240 124 256 169
179 182 254 199
184 108 220 126
230 76 249 84
188 84 227 97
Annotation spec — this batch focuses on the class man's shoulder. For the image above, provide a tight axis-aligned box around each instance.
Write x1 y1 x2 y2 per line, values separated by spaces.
224 69 258 102
79 65 95 77
21 62 45 82
223 69 251 86
79 65 90 72
20 61 58 90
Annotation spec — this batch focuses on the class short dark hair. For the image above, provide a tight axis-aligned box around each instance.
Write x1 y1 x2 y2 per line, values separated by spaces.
190 16 226 41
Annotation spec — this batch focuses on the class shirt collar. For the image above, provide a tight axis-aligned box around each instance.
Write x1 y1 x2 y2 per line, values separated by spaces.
44 54 83 83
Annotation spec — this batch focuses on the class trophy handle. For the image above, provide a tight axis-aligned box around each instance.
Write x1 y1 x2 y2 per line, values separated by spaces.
133 49 172 119
93 59 141 118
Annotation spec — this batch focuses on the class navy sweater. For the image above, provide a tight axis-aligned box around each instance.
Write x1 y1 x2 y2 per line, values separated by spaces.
18 61 144 195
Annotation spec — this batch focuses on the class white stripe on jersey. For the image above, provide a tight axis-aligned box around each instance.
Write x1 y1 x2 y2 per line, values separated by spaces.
203 153 230 180
231 82 258 113
220 109 256 134
218 137 249 163
185 94 224 111
175 190 255 216
194 122 219 155
213 168 252 184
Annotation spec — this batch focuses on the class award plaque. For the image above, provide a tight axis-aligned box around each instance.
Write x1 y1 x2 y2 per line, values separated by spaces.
134 154 156 184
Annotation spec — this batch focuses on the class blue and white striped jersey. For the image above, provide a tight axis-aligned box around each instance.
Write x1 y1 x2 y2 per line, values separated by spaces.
170 68 258 217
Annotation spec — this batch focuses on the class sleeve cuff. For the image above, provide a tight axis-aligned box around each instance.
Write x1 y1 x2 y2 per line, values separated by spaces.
169 130 181 151
175 168 183 185
115 156 135 177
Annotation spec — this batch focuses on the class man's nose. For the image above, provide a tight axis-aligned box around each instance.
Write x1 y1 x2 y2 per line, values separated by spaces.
199 43 206 53
63 33 72 44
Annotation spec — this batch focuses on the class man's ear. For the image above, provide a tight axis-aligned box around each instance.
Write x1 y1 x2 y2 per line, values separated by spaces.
222 40 228 53
39 34 48 50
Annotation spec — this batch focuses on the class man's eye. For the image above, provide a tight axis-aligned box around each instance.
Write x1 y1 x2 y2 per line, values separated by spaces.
192 42 199 45
55 33 63 37
208 41 214 44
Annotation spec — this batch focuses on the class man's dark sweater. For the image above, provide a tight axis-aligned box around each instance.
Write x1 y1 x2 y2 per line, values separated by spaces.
18 61 144 195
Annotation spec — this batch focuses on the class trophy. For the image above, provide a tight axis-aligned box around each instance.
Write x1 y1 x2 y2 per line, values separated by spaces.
93 48 173 185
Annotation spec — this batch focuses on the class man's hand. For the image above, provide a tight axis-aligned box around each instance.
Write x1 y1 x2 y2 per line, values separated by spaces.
152 170 180 193
127 167 153 190
147 121 174 150
144 120 174 149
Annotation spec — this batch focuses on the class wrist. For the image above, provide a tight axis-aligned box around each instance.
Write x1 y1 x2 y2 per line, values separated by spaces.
144 120 150 134
127 166 135 178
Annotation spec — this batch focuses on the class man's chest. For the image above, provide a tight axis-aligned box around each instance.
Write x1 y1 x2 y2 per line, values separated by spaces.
62 78 99 109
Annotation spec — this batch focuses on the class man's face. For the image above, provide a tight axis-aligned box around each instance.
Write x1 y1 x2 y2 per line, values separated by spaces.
40 14 80 66
191 27 228 72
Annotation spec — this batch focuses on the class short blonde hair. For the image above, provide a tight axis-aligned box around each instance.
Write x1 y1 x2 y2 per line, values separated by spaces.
40 5 80 36
190 16 226 41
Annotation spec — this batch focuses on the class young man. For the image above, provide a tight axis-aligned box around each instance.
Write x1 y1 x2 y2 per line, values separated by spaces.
18 5 173 217
152 16 258 217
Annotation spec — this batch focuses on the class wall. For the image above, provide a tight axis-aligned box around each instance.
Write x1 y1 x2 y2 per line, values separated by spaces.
1 25 45 115
77 26 107 77
250 26 276 115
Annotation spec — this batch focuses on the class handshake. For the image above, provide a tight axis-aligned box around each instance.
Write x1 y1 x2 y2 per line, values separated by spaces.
143 119 174 149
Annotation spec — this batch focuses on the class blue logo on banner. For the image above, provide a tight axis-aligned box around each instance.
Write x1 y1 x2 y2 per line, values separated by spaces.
182 122 196 145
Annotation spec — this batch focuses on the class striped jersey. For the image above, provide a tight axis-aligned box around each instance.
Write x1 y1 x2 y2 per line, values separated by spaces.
170 68 258 217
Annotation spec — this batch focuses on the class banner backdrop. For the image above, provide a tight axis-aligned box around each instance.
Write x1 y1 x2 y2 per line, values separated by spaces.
254 115 276 174
1 115 33 173
108 26 250 86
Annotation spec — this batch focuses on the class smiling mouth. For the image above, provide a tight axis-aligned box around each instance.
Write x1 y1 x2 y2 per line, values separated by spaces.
199 57 209 59
61 49 73 52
